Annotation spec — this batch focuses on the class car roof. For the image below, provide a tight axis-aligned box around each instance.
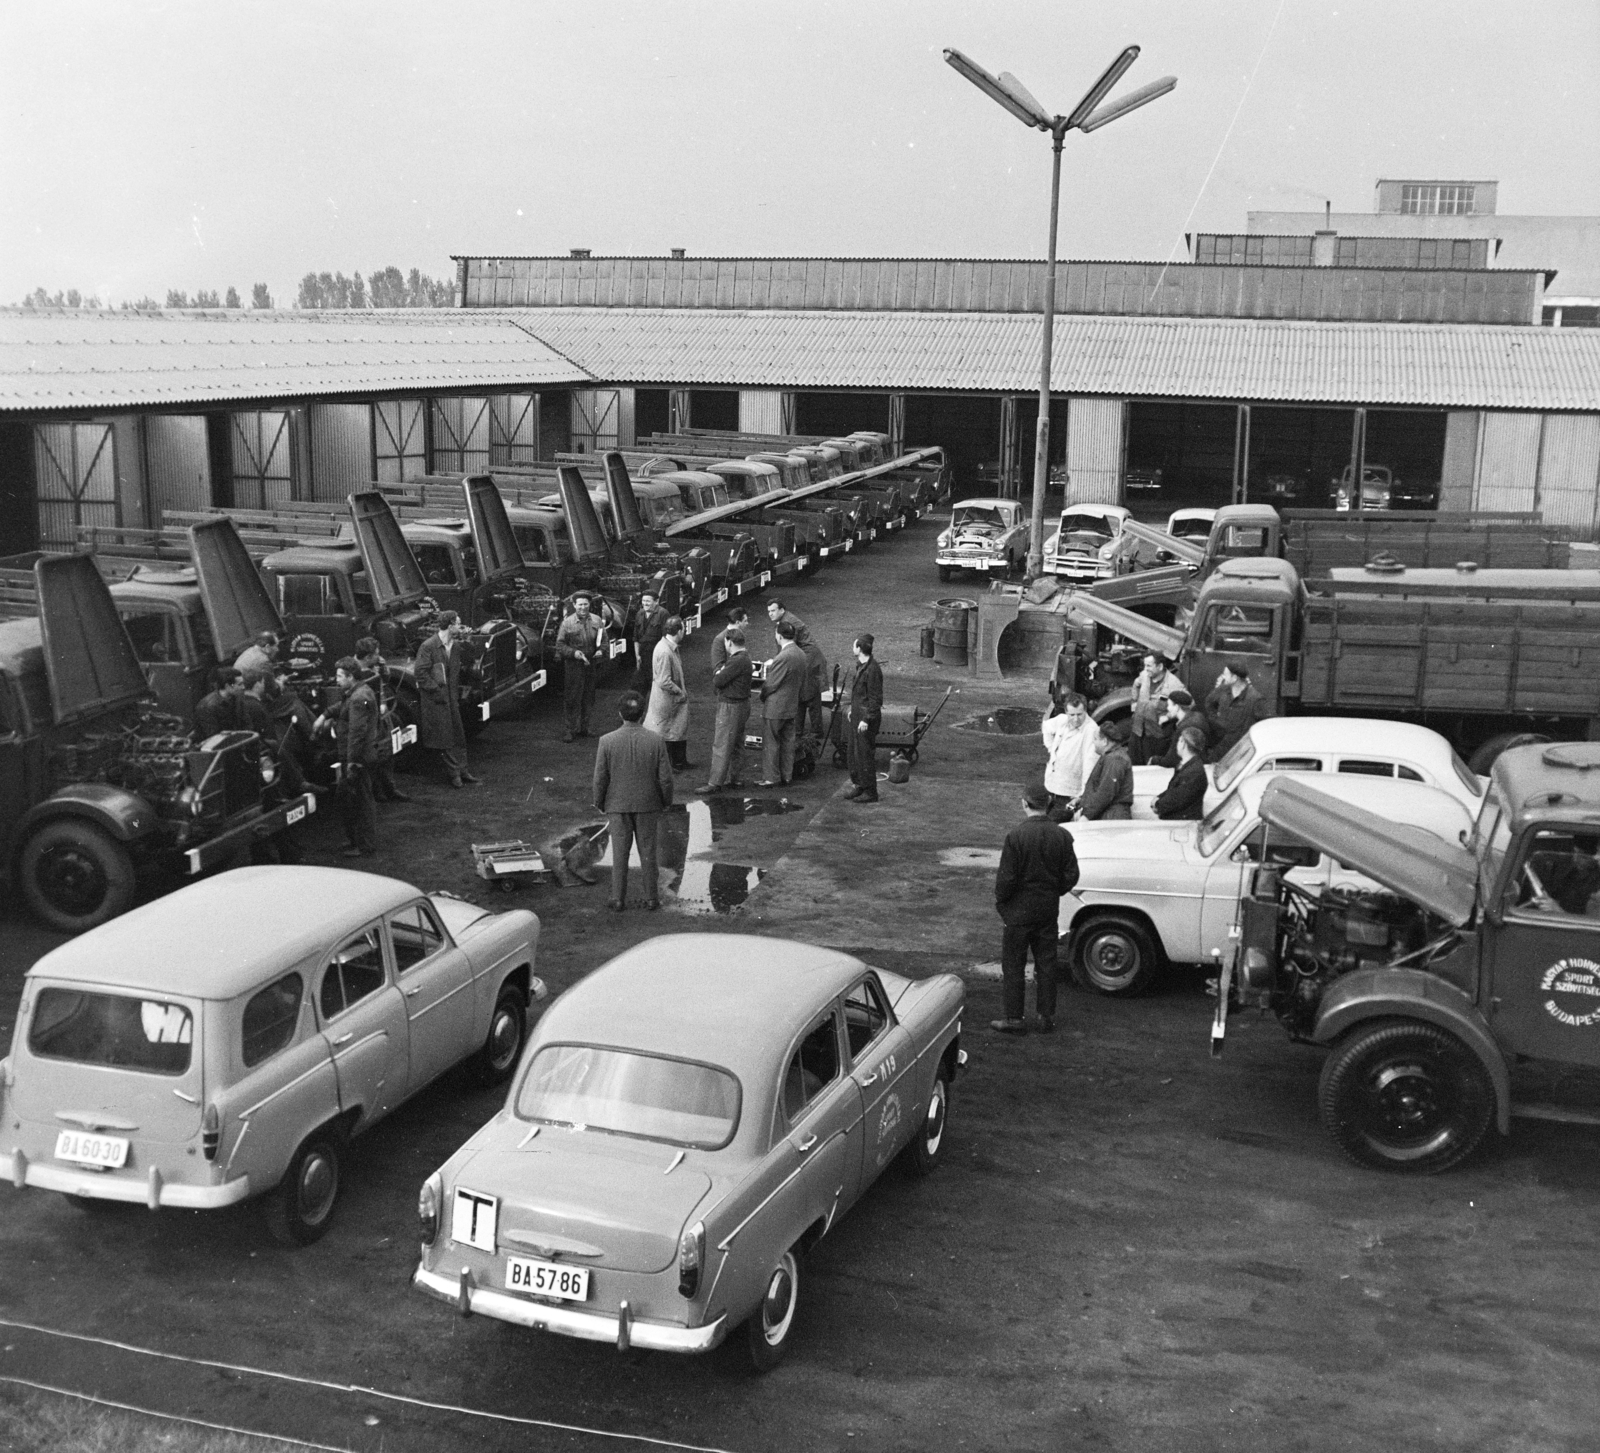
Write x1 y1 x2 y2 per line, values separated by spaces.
1167 508 1216 522
536 934 866 1082
1236 716 1464 769
27 866 422 999
262 542 363 575
1233 773 1473 839
953 498 1017 511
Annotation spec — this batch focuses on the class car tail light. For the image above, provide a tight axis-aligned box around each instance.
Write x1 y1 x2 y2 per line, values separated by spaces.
201 1104 220 1162
419 1173 442 1246
678 1220 706 1299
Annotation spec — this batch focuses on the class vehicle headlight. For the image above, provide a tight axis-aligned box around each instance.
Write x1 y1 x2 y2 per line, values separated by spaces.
179 785 203 817
937 532 951 547
678 1219 706 1298
1099 541 1117 558
418 1172 442 1246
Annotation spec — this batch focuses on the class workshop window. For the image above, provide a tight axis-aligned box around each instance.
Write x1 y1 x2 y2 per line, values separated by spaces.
1401 184 1476 215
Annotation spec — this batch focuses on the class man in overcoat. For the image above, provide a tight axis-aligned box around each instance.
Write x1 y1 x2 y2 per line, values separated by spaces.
593 691 674 910
414 611 478 788
555 594 606 742
644 616 691 771
332 656 379 856
845 633 882 803
757 621 807 786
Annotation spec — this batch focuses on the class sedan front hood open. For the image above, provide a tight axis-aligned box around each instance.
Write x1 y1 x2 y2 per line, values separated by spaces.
1258 777 1478 927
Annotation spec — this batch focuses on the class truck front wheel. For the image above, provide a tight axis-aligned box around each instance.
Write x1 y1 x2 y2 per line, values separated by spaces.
1318 1020 1494 1173
20 820 137 933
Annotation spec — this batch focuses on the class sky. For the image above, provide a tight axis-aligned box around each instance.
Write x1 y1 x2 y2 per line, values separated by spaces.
3 0 1597 306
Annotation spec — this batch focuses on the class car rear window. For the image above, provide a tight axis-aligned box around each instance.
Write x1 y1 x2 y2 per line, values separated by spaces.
29 988 193 1075
515 1045 740 1150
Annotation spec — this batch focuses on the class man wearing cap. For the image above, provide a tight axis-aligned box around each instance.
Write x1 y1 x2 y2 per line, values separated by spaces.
992 781 1080 1034
845 634 883 803
555 594 605 742
631 591 668 696
1150 690 1208 769
234 629 280 675
1077 718 1135 820
332 656 379 857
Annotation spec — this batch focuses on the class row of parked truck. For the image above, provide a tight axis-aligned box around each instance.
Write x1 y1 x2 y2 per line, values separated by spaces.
0 429 947 935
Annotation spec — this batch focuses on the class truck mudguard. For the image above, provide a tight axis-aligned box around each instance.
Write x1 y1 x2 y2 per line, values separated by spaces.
20 782 160 846
1312 966 1511 1133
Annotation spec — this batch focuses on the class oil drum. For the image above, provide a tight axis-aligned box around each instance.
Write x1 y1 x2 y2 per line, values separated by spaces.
931 598 975 667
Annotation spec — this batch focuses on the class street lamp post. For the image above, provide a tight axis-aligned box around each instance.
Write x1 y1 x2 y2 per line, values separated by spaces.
943 46 1176 579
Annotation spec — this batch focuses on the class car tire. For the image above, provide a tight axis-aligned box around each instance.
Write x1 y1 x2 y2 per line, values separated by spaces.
262 1131 342 1246
1069 915 1161 996
1318 1020 1494 1174
20 820 137 934
472 986 528 1087
904 1070 950 1178
938 566 953 582
746 1246 801 1372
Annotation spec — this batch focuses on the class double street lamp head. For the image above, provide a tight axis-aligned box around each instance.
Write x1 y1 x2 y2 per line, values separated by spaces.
942 45 1175 136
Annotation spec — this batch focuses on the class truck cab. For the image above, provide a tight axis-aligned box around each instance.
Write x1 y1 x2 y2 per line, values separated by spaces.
1223 743 1600 1172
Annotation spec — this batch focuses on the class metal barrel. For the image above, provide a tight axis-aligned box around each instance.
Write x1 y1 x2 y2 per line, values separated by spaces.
931 597 975 666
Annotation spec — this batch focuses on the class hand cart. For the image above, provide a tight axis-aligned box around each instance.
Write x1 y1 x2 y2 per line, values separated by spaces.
874 686 953 765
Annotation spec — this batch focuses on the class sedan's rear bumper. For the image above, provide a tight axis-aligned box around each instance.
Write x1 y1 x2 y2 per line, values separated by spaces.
9 1149 251 1209
414 1264 727 1353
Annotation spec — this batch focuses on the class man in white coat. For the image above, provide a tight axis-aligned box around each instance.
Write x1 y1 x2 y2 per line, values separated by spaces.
1042 692 1097 822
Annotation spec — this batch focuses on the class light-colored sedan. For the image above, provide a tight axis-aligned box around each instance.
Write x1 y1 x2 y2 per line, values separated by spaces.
1130 716 1486 820
936 498 1029 580
0 866 543 1244
1059 775 1474 996
413 934 965 1368
1044 503 1131 581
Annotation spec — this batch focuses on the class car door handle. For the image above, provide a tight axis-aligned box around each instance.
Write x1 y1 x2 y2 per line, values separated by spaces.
796 1134 818 1153
404 987 421 998
858 1070 879 1086
332 1033 354 1047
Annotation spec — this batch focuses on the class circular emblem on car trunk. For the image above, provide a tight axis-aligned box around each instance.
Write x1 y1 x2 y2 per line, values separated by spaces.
1541 957 1600 1027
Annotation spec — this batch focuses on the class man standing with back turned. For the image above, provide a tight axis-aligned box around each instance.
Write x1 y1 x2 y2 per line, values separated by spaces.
845 633 882 803
992 782 1079 1035
593 691 674 911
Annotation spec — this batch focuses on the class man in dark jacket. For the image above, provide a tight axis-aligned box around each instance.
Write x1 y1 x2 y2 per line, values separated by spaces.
768 599 825 743
992 781 1080 1034
356 636 411 802
593 691 674 910
846 633 883 803
332 657 379 857
1205 659 1271 762
556 594 606 742
711 606 750 674
194 667 247 739
1153 726 1210 820
1078 719 1135 820
631 591 668 695
1150 690 1207 769
414 611 478 787
699 628 753 794
756 622 808 787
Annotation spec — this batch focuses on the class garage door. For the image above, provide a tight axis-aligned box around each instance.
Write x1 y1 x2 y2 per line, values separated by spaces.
230 411 295 508
432 397 490 474
490 394 539 466
34 422 116 548
375 399 427 483
1474 413 1542 512
1066 398 1124 503
1535 415 1600 532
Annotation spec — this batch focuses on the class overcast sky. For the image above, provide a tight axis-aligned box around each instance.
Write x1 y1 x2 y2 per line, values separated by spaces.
3 0 1596 305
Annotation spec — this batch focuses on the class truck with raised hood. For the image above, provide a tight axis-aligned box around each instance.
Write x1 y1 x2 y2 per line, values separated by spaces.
1063 530 1600 772
1213 747 1600 1172
1 555 317 932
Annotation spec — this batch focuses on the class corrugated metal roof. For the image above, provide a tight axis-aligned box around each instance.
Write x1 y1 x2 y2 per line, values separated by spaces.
458 254 1542 323
511 307 1600 409
0 308 591 411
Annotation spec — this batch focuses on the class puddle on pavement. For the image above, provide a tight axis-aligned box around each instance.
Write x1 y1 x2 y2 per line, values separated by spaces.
940 846 1002 869
594 798 773 914
951 706 1043 736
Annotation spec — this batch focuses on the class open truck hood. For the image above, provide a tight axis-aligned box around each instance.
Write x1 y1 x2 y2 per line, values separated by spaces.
1258 776 1478 927
36 555 151 724
188 517 285 660
601 452 650 541
463 475 526 581
348 492 426 609
557 465 610 562
1064 592 1187 660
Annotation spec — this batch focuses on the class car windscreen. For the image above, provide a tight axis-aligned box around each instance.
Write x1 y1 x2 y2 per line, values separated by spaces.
1211 734 1256 794
646 494 689 525
28 988 194 1075
1059 513 1113 537
515 1044 740 1150
952 508 1004 531
1169 517 1212 539
1197 791 1249 856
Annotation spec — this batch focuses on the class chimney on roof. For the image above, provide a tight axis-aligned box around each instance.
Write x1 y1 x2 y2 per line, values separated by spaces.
1312 219 1337 267
670 248 686 259
570 248 591 259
